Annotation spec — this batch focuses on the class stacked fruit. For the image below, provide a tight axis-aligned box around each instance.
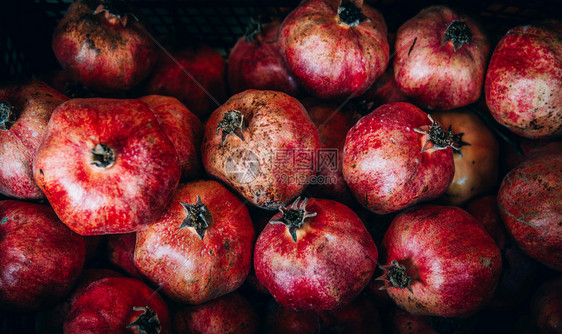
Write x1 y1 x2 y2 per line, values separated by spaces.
1 0 560 333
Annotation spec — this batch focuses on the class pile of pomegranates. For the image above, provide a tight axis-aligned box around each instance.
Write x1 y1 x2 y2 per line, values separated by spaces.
1 0 560 333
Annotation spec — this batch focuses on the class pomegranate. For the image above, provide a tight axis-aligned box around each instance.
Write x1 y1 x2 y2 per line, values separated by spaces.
0 200 85 310
254 197 378 313
145 43 227 119
202 89 320 209
343 102 455 214
0 80 68 200
134 180 255 304
64 277 171 334
52 0 158 93
379 204 502 317
278 0 389 99
228 17 302 96
431 109 500 205
139 95 203 181
173 292 259 334
394 5 490 110
497 142 562 271
32 98 181 235
485 20 562 139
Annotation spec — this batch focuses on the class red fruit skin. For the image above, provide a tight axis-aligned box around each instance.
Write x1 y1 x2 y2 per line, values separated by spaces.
531 278 562 334
279 0 389 100
145 44 227 119
173 292 259 334
64 277 171 334
228 19 302 97
264 302 320 334
485 21 562 139
394 6 490 110
139 95 203 181
0 200 85 310
52 0 157 93
343 102 454 214
106 233 143 278
301 98 361 205
134 180 255 305
254 198 378 313
202 90 320 209
497 142 562 271
381 205 502 317
32 98 181 235
0 80 68 200
465 195 508 250
36 268 122 333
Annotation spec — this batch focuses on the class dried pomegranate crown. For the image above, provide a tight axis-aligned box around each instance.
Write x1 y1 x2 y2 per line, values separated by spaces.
442 20 473 52
126 306 161 334
216 110 245 145
376 260 413 293
93 0 138 27
0 101 16 131
414 114 467 154
270 197 317 242
179 196 213 240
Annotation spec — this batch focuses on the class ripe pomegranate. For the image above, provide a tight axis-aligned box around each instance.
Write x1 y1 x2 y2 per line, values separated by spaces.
139 95 203 181
431 109 500 205
497 142 562 271
52 0 158 93
64 277 171 334
278 0 389 99
254 197 378 313
379 204 502 317
33 98 181 235
134 180 255 304
0 80 68 200
301 98 361 205
202 89 320 209
145 43 227 119
0 200 85 310
485 20 562 139
173 292 259 334
394 5 490 110
228 17 302 97
343 102 455 214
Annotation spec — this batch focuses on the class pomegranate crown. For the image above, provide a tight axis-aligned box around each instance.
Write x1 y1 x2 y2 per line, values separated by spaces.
0 101 16 131
179 196 213 240
126 306 161 334
216 110 245 146
376 260 413 293
93 0 138 27
270 197 317 242
413 114 466 154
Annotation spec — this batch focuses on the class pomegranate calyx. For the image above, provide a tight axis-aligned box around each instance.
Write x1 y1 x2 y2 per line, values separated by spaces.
0 101 16 131
414 114 459 153
270 197 317 242
216 110 245 145
244 16 262 43
90 143 115 168
337 0 369 27
376 260 413 293
442 20 472 52
126 306 161 334
179 195 213 240
93 0 137 28
451 131 471 157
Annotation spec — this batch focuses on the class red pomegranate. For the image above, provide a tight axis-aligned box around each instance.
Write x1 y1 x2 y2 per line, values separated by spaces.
485 20 562 139
52 0 158 93
379 205 502 317
0 80 68 200
394 5 490 110
202 89 320 209
134 180 255 305
228 17 302 97
32 98 181 235
278 0 389 99
343 102 455 214
254 197 378 313
497 142 562 271
145 43 227 119
0 200 85 310
64 277 171 334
